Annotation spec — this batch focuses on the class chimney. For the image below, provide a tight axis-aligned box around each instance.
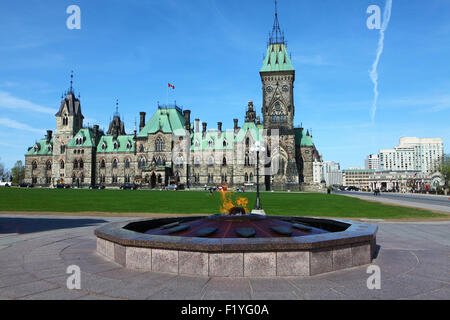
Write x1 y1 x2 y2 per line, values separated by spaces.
217 122 222 133
139 112 146 131
195 119 200 133
46 130 52 144
93 125 99 142
202 122 207 134
183 110 191 131
233 119 239 131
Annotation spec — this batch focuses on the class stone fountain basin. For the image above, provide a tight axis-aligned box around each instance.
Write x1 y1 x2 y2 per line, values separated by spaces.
95 216 377 277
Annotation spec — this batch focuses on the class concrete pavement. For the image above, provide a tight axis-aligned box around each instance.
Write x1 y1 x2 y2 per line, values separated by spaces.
337 190 450 213
0 214 448 300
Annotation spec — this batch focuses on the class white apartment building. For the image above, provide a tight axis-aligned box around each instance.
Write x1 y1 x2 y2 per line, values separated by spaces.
379 137 443 174
365 154 380 171
322 161 342 186
313 159 324 184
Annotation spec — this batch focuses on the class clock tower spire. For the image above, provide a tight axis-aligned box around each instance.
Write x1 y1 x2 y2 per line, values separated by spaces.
260 1 295 131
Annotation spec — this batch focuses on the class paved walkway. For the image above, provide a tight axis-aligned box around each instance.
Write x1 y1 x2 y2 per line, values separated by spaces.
0 214 448 300
337 191 450 213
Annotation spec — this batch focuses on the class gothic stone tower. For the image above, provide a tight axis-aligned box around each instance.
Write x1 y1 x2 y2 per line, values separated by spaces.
260 6 299 190
52 73 84 184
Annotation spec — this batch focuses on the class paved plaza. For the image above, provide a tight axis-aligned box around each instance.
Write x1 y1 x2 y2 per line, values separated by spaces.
0 214 448 300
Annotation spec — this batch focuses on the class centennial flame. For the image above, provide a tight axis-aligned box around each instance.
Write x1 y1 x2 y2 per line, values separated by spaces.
219 190 249 214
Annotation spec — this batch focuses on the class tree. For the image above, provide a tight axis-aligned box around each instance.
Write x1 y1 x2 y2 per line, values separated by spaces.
435 154 450 189
11 160 25 184
0 160 4 180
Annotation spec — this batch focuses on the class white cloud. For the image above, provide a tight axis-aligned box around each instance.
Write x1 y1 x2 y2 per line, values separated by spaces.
0 91 55 115
0 118 45 134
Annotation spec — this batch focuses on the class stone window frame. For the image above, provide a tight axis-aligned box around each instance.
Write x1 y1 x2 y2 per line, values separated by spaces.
112 158 119 169
32 160 38 170
155 137 164 152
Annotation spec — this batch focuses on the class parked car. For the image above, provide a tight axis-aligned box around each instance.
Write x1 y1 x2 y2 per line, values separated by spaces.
56 184 71 189
0 181 11 187
166 184 178 191
19 182 34 188
120 183 138 190
89 184 105 190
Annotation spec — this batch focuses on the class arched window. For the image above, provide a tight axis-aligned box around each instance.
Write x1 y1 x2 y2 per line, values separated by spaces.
46 161 52 170
101 143 107 150
100 159 106 168
208 140 214 148
126 141 132 149
246 137 250 147
155 137 164 152
250 173 254 182
125 158 130 169
80 173 84 183
195 157 201 167
139 144 144 152
245 154 250 167
74 160 78 169
139 156 146 168
223 139 228 147
32 161 38 170
208 157 214 167
79 159 84 169
112 159 118 168
222 157 227 166
245 172 249 182
272 113 277 122
280 112 285 122
60 160 65 169
176 156 184 168
60 144 66 154
113 142 119 150
194 140 200 148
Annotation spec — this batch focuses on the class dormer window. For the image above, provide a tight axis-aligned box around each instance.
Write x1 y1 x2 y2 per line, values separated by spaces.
126 141 132 149
101 143 107 150
223 139 228 147
195 140 200 148
113 142 119 150
34 145 39 152
208 140 214 148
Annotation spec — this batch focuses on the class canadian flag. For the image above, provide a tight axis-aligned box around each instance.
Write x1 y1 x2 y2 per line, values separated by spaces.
168 83 175 89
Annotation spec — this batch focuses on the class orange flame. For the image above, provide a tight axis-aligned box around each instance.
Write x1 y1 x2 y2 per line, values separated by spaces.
219 191 249 214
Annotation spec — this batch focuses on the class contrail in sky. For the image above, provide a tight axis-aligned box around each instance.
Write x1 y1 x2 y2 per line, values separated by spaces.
369 0 393 122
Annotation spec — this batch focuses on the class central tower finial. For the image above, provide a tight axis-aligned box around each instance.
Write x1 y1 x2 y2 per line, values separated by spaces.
269 0 285 46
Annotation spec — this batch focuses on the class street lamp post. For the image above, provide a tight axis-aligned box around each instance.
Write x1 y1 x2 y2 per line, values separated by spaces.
250 141 265 214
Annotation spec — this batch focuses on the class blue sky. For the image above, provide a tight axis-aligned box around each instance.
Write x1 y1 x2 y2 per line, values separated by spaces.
0 0 449 170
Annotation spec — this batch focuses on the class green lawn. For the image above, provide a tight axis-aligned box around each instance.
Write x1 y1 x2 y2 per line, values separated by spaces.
0 188 446 219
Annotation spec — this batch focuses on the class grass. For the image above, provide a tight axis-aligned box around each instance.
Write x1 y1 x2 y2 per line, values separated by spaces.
0 188 446 220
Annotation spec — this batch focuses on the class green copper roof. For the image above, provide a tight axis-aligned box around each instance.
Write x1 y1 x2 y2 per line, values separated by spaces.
138 107 186 137
26 138 53 156
97 135 135 153
294 128 314 147
68 128 96 148
235 122 264 142
260 44 294 73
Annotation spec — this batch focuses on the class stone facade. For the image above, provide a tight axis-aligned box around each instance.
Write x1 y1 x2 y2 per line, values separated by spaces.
24 11 323 191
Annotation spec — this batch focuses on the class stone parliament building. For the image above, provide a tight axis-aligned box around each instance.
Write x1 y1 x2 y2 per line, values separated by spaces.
24 8 323 191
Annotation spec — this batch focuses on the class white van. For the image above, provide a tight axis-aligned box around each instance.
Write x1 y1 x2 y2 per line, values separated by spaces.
0 181 11 187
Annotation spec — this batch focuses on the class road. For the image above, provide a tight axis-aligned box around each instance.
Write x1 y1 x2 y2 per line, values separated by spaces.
336 190 450 213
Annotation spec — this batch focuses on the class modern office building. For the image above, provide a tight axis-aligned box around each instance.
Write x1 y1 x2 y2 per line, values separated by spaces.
365 154 380 171
379 137 443 173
